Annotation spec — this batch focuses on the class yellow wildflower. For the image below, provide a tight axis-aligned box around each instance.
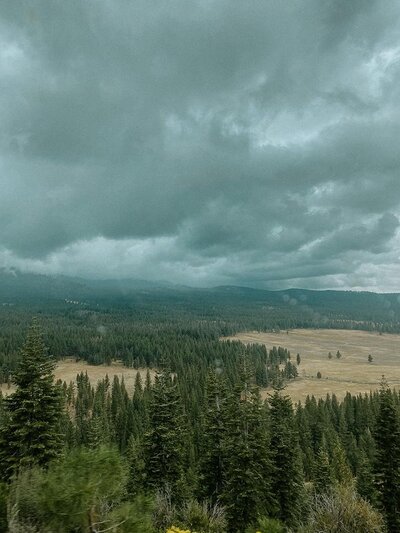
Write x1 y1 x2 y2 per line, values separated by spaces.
166 527 197 533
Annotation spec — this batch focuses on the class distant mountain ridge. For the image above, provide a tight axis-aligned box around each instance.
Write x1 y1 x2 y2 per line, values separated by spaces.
1 269 399 300
1 269 400 327
0 269 177 300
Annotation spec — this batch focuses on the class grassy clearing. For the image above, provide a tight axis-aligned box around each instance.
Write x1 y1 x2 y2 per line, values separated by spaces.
224 329 400 403
0 359 156 396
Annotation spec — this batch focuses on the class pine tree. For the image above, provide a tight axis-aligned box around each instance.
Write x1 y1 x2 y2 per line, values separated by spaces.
295 403 314 480
331 436 353 486
374 380 400 532
111 376 130 452
0 320 63 479
126 435 146 496
221 382 275 532
88 378 112 448
142 366 184 497
133 371 143 400
214 353 276 530
74 371 93 445
268 388 304 527
356 451 378 506
198 369 227 502
313 445 334 494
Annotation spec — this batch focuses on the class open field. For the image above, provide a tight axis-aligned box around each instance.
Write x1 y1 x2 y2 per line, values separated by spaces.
2 329 400 403
0 359 156 396
224 329 400 403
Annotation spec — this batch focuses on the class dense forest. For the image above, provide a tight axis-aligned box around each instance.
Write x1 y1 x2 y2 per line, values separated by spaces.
0 322 397 532
1 274 400 531
1 271 400 384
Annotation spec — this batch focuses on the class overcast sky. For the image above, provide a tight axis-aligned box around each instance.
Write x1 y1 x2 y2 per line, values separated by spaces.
1 1 400 290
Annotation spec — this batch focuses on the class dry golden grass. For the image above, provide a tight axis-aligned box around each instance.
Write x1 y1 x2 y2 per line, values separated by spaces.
0 359 156 396
224 329 400 403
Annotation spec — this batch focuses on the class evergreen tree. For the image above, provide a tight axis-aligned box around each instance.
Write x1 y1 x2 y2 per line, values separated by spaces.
111 376 130 452
133 371 143 399
0 320 63 479
374 379 400 532
221 381 275 532
126 435 146 496
142 366 184 497
331 436 352 486
74 371 92 445
356 451 378 506
198 369 227 502
88 378 112 448
295 403 314 480
268 387 304 527
313 440 334 494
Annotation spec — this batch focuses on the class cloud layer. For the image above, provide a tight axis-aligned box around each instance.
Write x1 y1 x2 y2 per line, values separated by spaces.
1 1 400 289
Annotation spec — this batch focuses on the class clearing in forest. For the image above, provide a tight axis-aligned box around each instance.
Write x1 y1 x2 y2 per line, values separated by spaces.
223 329 400 403
0 359 155 396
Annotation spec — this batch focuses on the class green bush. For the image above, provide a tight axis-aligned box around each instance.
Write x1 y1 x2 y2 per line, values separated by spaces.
8 446 154 533
245 516 285 533
106 496 154 533
153 491 227 533
178 499 227 533
298 484 384 533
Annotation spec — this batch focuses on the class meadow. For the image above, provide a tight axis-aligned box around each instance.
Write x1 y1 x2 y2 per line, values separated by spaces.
0 359 155 396
2 328 400 404
225 329 400 402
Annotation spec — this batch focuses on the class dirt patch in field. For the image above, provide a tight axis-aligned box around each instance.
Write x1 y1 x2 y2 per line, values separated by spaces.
223 329 400 402
1 359 156 396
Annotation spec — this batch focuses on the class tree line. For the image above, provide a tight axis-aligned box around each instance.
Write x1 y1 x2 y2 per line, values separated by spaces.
1 293 399 385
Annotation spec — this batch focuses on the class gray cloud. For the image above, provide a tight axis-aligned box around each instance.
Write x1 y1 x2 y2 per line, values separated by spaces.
1 0 400 289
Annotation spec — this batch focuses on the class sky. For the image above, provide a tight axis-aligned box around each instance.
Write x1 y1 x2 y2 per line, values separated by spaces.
1 1 400 291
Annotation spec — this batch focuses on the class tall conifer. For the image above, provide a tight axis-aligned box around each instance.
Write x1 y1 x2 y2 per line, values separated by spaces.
0 320 63 479
268 388 304 527
374 379 400 532
198 369 227 502
221 357 275 532
143 366 184 497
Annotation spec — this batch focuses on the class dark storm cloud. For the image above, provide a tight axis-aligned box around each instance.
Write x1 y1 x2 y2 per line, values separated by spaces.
1 0 400 289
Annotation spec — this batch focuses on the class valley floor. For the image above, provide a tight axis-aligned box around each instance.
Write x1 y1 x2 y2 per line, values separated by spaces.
224 328 400 402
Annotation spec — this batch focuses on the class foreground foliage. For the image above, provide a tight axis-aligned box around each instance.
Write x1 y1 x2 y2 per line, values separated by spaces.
374 381 400 532
299 484 384 533
0 320 63 479
8 447 153 533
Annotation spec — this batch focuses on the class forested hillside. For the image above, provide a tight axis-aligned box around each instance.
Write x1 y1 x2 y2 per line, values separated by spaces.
1 271 400 386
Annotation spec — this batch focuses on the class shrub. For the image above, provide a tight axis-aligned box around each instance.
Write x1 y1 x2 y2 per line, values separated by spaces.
8 446 135 532
245 516 285 533
154 487 176 532
156 491 227 533
106 496 154 533
298 485 384 533
179 500 227 533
